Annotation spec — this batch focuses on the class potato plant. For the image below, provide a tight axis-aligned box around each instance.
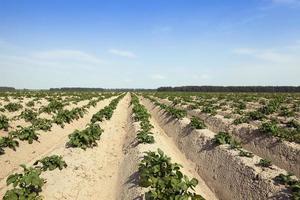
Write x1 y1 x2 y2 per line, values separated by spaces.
189 116 206 129
39 100 64 114
260 121 300 143
52 107 87 128
91 94 124 123
34 155 67 171
66 123 103 150
10 126 39 144
19 109 38 122
26 100 35 107
137 130 155 144
213 132 239 147
32 118 52 131
0 136 19 154
145 96 187 119
238 149 254 158
4 102 23 112
4 155 67 200
274 173 300 199
131 94 155 144
138 149 205 200
0 114 9 131
258 159 272 168
4 165 44 200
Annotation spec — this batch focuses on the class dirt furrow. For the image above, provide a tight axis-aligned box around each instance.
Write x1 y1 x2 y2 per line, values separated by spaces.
0 97 115 191
34 94 130 200
119 95 218 200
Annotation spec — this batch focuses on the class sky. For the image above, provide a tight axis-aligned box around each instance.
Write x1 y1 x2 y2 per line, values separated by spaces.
0 0 299 89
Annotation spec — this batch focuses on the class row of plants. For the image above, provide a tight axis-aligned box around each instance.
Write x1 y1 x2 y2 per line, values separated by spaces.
66 123 104 150
66 94 125 150
144 93 300 198
90 94 125 123
153 92 299 121
3 155 67 200
259 120 300 143
151 93 300 144
138 149 205 200
144 95 207 131
212 131 299 199
0 94 117 155
131 94 155 144
3 102 23 112
144 95 187 119
153 92 299 114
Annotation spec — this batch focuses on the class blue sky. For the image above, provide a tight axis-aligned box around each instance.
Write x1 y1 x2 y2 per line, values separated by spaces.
0 0 299 89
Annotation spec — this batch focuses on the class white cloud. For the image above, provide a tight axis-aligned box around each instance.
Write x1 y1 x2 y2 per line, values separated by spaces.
192 74 211 80
0 49 105 69
151 74 166 80
108 49 136 58
32 50 104 64
233 47 296 63
233 48 256 55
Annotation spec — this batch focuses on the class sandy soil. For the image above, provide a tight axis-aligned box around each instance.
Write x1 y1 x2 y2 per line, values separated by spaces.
2 92 292 199
38 94 130 200
138 107 218 200
141 97 290 199
0 96 115 192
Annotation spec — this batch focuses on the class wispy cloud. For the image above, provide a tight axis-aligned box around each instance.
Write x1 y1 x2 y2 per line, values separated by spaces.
108 49 136 58
32 50 104 64
151 74 166 80
192 74 211 80
0 49 105 69
233 47 296 63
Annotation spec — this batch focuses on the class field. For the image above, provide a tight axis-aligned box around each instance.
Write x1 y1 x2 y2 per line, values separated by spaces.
0 91 299 200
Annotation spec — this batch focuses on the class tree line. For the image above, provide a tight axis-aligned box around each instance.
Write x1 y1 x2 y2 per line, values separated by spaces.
157 86 300 93
0 87 15 91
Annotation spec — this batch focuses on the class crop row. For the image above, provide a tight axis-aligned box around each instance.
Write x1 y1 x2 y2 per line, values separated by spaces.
130 94 205 199
143 94 300 199
131 94 155 144
0 93 118 155
3 155 67 200
66 94 125 150
152 92 300 143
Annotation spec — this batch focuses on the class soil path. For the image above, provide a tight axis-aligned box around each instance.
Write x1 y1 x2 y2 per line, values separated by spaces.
139 98 218 200
0 96 115 195
36 94 130 200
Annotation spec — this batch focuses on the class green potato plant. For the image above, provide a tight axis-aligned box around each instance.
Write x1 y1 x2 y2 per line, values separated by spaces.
32 118 52 131
66 123 103 150
131 94 156 144
10 126 39 144
189 117 206 129
0 136 19 153
258 159 272 168
4 165 44 200
4 102 23 112
139 149 205 200
137 130 155 144
33 155 67 171
19 109 38 122
0 114 9 131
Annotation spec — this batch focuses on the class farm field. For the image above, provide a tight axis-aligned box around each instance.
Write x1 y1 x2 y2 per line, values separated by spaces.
0 91 299 200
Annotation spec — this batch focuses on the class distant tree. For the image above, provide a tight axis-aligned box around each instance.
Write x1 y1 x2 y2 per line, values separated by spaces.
157 86 300 93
